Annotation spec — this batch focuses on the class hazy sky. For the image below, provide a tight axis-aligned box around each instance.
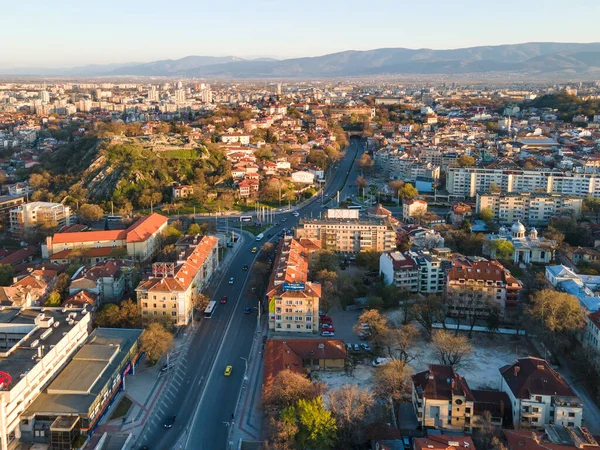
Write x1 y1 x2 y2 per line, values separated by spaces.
2 0 599 68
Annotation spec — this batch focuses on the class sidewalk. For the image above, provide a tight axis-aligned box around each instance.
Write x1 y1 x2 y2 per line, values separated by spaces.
228 317 268 449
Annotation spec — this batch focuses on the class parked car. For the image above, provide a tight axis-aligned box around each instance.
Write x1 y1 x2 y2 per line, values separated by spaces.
372 357 391 367
321 331 335 337
346 343 352 351
321 323 333 329
360 343 372 352
353 343 360 352
319 316 332 324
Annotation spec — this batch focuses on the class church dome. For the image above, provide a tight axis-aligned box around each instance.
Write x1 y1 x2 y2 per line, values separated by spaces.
511 221 526 237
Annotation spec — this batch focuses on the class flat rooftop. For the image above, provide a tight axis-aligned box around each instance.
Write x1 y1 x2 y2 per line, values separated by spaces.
24 328 142 417
0 307 90 391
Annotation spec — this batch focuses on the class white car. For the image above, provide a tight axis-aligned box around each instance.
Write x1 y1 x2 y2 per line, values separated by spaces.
321 331 335 337
372 357 391 367
292 211 300 217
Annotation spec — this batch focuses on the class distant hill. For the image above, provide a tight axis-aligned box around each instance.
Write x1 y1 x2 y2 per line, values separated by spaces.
3 42 600 78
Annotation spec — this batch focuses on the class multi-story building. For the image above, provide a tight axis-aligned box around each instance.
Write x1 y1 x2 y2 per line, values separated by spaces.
412 364 475 432
295 218 396 253
0 307 91 449
500 357 583 430
476 192 583 226
411 249 448 294
136 235 219 326
446 257 522 316
403 199 428 222
0 195 24 232
69 260 132 304
267 237 320 334
43 213 168 263
20 327 143 448
379 251 420 293
584 310 600 355
10 202 73 237
447 166 600 198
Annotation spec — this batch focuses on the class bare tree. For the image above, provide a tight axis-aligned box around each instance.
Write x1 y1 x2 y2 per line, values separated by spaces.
262 370 325 413
412 295 445 340
140 323 174 364
329 385 375 449
373 360 412 428
431 330 472 369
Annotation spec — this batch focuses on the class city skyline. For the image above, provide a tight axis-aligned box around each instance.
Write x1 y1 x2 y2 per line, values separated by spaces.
2 0 600 68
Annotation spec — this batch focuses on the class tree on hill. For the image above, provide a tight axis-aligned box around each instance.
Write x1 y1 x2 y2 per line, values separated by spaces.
78 203 104 223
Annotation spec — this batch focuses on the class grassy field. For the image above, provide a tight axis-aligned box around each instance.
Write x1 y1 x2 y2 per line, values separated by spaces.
109 396 133 420
161 149 199 159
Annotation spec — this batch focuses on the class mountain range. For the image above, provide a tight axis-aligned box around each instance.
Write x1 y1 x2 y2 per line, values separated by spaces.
3 42 600 78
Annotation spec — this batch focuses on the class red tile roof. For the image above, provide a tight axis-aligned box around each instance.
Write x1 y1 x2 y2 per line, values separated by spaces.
125 213 168 243
412 364 474 401
414 435 476 450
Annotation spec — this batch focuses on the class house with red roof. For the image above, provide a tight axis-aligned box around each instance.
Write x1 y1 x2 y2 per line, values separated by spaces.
43 213 168 263
500 357 583 430
136 235 219 326
413 435 476 450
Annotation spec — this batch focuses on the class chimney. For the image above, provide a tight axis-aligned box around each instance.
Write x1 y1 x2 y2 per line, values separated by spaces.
514 366 520 376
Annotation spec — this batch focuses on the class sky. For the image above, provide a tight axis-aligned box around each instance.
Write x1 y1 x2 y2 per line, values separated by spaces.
2 0 600 68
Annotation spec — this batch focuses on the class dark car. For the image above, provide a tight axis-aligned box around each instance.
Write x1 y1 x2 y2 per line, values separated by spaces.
244 307 252 314
242 265 249 271
220 296 228 304
164 415 176 429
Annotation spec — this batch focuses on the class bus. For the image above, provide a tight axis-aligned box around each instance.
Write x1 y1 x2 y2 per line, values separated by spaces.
107 215 122 221
348 205 362 210
204 301 217 318
255 233 264 241
240 215 252 222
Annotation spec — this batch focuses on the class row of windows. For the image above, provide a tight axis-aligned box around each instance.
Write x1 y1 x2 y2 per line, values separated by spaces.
143 311 178 316
276 323 312 329
142 303 177 309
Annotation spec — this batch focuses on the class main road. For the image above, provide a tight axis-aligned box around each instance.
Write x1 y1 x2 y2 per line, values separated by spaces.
137 138 364 450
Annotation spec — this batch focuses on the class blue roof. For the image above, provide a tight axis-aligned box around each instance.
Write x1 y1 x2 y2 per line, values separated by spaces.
560 279 600 312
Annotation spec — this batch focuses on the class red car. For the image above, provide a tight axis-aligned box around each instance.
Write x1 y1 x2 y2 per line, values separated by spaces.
220 296 228 304
320 317 333 324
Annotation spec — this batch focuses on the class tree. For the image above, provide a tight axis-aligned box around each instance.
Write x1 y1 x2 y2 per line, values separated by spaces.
329 385 374 449
491 239 515 261
584 195 600 222
265 409 298 450
263 370 325 412
358 154 374 174
163 225 183 245
383 324 418 363
412 295 445 339
0 264 15 286
388 180 405 196
295 397 337 450
479 207 494 223
354 309 389 346
120 299 141 328
528 290 586 344
140 323 173 364
543 226 564 247
95 303 122 327
460 219 472 233
54 273 71 296
187 223 202 235
373 360 412 427
78 203 104 223
193 293 210 311
431 330 472 369
457 155 476 167
489 182 501 194
355 250 379 272
108 247 129 259
398 183 418 200
473 411 499 450
314 251 339 273
355 176 367 194
45 291 62 306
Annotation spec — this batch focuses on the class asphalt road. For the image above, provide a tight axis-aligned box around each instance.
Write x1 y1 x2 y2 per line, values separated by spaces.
137 138 364 450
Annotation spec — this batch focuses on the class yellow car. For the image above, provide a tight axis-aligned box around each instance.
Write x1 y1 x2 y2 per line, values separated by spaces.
251 247 257 253
224 365 233 376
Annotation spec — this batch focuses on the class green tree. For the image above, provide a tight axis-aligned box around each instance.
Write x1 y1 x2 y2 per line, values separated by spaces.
187 223 202 235
0 264 15 286
45 291 62 306
314 251 339 273
398 183 418 200
489 182 501 194
54 273 71 296
163 226 183 245
295 397 337 450
479 207 494 223
460 219 472 233
355 250 380 272
491 239 515 260
108 247 129 259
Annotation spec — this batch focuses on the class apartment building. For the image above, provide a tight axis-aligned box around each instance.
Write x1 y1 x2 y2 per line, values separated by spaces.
10 202 73 237
403 199 428 222
476 192 583 226
500 357 583 430
267 237 320 334
0 308 91 450
374 149 440 181
43 213 168 263
584 310 600 355
295 218 396 253
380 249 449 294
446 257 522 317
447 166 600 198
136 235 219 326
0 195 24 231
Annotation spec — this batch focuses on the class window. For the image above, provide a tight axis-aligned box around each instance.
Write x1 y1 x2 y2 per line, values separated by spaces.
163 304 166 308
568 412 575 418
172 304 176 308
313 359 319 365
172 311 176 316
143 302 148 307
286 324 291 329
535 396 542 402
296 324 301 329
163 311 166 316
